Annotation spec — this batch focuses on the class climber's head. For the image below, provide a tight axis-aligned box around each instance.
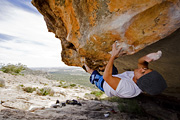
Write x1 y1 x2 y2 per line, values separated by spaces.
136 70 167 95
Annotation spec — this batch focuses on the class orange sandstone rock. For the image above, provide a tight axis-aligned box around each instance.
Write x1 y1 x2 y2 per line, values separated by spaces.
32 0 180 70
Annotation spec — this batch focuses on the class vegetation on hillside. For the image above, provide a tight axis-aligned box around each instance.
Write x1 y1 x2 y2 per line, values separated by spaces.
48 69 95 89
23 87 36 93
20 85 54 96
36 87 54 96
0 63 27 75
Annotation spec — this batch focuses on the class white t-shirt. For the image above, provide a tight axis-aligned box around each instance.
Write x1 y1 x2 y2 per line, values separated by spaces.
103 71 142 98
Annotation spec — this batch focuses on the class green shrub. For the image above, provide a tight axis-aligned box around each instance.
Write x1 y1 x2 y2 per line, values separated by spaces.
19 84 24 87
70 84 76 87
0 63 26 75
23 87 36 93
90 91 104 98
37 87 54 96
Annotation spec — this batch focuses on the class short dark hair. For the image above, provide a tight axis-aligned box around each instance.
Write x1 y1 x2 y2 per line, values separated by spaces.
137 70 167 95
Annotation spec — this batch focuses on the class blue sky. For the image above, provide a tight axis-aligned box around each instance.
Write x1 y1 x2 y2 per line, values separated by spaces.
0 0 68 67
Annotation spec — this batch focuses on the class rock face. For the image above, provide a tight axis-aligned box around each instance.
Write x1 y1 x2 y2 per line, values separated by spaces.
32 0 180 69
32 0 180 96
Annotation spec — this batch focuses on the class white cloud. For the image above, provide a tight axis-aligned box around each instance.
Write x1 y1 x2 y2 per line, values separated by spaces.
0 0 68 67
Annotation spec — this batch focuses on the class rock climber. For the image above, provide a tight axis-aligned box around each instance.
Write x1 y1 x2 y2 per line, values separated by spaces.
84 42 167 98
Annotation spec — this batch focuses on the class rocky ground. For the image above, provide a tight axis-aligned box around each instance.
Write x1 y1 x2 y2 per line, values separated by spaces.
0 71 179 120
0 71 96 111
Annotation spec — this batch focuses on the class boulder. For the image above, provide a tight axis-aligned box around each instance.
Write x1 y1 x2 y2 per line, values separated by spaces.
31 0 180 68
31 0 180 97
2 100 31 110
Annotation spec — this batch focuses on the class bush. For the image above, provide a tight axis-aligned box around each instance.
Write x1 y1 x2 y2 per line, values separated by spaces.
19 84 24 87
0 63 26 75
37 87 54 96
70 84 76 87
23 87 36 93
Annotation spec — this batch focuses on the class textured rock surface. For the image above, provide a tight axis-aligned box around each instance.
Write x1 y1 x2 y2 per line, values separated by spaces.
0 97 179 120
31 0 180 69
31 0 180 96
114 28 180 97
0 100 149 120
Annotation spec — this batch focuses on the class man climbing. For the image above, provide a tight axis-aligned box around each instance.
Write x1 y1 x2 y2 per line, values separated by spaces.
84 42 167 98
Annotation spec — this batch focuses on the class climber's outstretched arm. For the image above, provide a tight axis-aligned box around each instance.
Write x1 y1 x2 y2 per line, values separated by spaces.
103 42 121 90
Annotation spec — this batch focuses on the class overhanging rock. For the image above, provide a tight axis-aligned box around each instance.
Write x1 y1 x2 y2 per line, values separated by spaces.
32 0 180 97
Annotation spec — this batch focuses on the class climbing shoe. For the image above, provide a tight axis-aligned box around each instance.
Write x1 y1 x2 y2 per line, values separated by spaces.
66 99 82 106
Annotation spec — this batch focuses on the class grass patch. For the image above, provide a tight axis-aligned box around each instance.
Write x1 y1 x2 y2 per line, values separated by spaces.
23 87 36 93
70 83 76 87
19 84 24 87
57 81 77 88
105 97 144 115
37 87 54 96
91 91 104 98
